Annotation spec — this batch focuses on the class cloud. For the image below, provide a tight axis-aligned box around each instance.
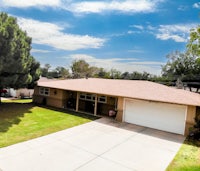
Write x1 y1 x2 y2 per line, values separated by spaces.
156 33 186 42
66 0 158 14
31 49 52 53
193 2 200 9
177 5 188 11
1 0 162 14
18 17 105 51
127 30 141 34
1 0 61 8
130 25 144 30
155 24 197 42
127 46 144 53
68 54 163 75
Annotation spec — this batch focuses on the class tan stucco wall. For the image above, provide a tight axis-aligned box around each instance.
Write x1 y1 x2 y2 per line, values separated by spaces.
185 105 196 136
115 97 124 121
33 86 66 108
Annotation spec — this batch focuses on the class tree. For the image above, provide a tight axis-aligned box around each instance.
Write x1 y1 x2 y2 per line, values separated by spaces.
110 69 121 79
96 68 110 78
121 72 131 80
41 64 51 77
27 57 41 88
161 51 196 81
0 13 40 90
71 60 90 78
187 25 200 57
55 67 70 79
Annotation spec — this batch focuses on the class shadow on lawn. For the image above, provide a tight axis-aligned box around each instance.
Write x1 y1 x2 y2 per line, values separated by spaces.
37 104 100 121
0 102 33 132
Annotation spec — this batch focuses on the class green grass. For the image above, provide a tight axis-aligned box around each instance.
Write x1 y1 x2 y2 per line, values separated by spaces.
0 99 98 147
2 98 33 103
166 140 200 171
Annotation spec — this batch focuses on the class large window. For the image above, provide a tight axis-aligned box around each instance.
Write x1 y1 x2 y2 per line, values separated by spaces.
79 93 107 103
39 87 50 96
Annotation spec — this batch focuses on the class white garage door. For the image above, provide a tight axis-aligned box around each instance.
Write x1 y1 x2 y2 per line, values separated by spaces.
124 99 187 135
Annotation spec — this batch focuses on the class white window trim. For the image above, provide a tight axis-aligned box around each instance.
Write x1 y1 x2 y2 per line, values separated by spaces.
39 87 50 96
79 93 107 103
98 96 107 103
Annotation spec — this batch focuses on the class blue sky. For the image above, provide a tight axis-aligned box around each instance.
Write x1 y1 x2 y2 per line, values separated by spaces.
0 0 199 75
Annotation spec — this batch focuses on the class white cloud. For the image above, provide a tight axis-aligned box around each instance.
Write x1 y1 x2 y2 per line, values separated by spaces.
128 46 144 53
1 0 61 8
130 25 144 30
156 33 185 42
193 2 200 9
155 24 197 42
31 49 52 53
18 17 105 51
66 0 158 14
1 0 161 14
68 54 162 75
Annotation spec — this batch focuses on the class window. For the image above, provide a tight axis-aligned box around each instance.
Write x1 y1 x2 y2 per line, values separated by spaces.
80 93 94 101
39 87 50 96
98 96 107 103
80 93 86 100
79 93 107 103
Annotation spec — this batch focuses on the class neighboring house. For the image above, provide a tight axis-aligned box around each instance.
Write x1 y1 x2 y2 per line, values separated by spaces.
33 78 200 136
7 88 34 98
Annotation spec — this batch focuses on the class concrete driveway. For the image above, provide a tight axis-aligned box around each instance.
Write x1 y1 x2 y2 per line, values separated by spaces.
0 118 185 171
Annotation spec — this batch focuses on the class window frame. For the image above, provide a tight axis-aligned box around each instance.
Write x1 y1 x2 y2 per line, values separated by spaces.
39 87 50 96
98 96 107 103
79 93 107 103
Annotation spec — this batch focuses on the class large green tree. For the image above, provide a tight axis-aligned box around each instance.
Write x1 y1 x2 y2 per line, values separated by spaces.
0 13 40 89
187 25 200 57
162 25 200 83
162 51 196 81
71 59 91 78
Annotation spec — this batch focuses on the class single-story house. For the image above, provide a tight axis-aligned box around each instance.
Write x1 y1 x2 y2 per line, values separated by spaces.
33 78 200 136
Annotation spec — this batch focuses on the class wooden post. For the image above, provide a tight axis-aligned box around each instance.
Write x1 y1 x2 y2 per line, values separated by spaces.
94 94 97 115
76 92 79 112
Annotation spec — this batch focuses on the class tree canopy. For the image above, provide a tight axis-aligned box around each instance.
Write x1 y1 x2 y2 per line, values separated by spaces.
187 25 200 57
0 13 40 89
162 25 200 83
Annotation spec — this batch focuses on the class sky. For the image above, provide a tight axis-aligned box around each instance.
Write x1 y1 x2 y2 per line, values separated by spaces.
0 0 199 75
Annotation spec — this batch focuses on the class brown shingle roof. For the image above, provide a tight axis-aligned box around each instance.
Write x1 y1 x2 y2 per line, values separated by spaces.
37 78 200 106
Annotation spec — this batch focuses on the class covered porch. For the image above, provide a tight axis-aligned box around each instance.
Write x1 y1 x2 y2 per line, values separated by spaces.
64 90 118 117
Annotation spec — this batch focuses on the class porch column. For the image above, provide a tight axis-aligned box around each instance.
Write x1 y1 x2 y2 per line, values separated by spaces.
94 94 97 115
76 92 79 112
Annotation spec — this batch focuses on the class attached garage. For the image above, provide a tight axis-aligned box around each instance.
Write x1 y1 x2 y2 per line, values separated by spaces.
124 99 187 135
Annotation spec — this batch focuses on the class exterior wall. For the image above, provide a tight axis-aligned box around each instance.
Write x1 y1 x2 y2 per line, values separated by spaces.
97 96 116 115
115 97 124 121
33 86 66 108
185 105 196 136
33 87 43 103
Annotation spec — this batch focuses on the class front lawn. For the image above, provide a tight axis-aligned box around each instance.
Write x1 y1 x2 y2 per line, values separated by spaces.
0 100 98 147
166 140 200 171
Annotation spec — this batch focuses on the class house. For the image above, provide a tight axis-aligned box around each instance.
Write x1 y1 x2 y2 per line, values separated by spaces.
33 78 200 136
6 88 34 98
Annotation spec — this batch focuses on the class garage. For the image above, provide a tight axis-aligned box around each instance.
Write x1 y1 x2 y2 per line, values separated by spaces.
124 99 187 135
